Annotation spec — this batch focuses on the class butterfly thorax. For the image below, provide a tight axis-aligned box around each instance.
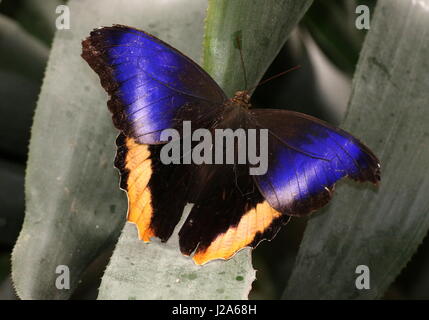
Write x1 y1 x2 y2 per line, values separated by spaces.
230 90 251 109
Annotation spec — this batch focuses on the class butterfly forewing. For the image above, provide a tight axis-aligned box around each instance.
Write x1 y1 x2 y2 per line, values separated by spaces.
248 109 380 216
82 25 226 144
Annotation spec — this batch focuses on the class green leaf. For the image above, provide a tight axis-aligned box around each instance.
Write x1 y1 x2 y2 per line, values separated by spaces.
98 0 313 300
4 0 65 46
203 0 313 97
98 219 255 300
0 13 48 82
0 15 48 159
0 159 24 246
283 0 429 299
300 0 374 75
0 70 42 159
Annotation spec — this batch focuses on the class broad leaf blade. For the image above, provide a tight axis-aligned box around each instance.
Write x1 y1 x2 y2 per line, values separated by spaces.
0 14 48 82
12 0 196 299
11 0 65 46
0 14 48 159
98 219 255 300
284 0 429 299
0 160 24 246
203 0 313 96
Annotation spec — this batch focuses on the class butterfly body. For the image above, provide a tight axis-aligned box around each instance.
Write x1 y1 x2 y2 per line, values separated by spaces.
82 25 380 264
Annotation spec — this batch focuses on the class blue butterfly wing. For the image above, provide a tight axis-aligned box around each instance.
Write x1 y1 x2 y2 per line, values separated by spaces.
82 25 228 253
82 25 226 144
249 109 380 216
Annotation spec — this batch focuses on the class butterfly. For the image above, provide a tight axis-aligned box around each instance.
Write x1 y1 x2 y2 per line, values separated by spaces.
81 25 380 265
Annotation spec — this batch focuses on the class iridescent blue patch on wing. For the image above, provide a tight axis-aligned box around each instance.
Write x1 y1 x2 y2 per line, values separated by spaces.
251 110 380 216
82 25 226 144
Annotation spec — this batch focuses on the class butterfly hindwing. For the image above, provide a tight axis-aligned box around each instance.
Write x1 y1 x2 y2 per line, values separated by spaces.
177 106 290 264
178 162 290 265
115 133 193 242
248 109 380 216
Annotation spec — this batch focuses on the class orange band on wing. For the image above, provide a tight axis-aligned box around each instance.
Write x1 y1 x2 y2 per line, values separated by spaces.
193 201 282 265
123 138 154 242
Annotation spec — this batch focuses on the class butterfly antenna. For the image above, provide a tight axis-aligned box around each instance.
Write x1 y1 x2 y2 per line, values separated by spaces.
248 65 301 92
235 35 248 89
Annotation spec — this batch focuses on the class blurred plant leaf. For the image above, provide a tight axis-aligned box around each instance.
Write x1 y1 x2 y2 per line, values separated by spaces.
301 0 376 75
0 275 18 300
0 13 48 82
0 14 49 158
283 0 429 299
0 14 48 247
392 236 429 299
0 160 24 246
0 69 42 160
203 0 313 97
98 0 313 300
252 29 351 124
0 0 65 46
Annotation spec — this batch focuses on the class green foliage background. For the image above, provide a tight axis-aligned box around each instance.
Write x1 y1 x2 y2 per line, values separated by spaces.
0 0 429 300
